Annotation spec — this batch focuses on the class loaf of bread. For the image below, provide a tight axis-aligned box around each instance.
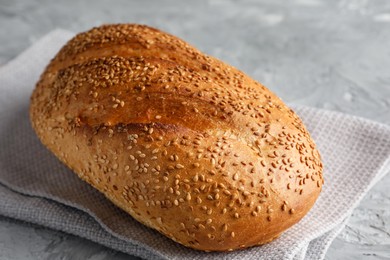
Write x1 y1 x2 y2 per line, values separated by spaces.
30 24 323 251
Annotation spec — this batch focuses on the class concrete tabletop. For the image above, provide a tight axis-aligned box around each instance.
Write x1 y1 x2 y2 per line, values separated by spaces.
0 0 389 259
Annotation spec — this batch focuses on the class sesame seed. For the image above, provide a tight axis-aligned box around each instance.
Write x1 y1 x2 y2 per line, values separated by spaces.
223 190 231 195
176 164 184 169
222 224 228 231
211 158 216 165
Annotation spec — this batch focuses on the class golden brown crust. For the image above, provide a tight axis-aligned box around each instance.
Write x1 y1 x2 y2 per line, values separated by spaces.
30 24 323 251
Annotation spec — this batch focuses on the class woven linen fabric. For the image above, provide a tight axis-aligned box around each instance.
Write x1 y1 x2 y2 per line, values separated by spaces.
0 30 389 260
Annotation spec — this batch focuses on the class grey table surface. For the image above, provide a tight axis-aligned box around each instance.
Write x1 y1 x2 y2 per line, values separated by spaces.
0 0 389 259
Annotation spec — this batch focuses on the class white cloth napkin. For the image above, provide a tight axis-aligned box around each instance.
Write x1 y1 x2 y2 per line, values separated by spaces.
0 30 389 260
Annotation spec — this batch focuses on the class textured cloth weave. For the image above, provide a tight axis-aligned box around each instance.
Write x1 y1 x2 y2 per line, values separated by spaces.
0 30 389 260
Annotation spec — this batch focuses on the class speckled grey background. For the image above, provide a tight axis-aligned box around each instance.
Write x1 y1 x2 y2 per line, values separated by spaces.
0 0 389 259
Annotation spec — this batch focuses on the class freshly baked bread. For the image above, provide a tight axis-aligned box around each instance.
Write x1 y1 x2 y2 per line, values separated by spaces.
30 24 323 251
